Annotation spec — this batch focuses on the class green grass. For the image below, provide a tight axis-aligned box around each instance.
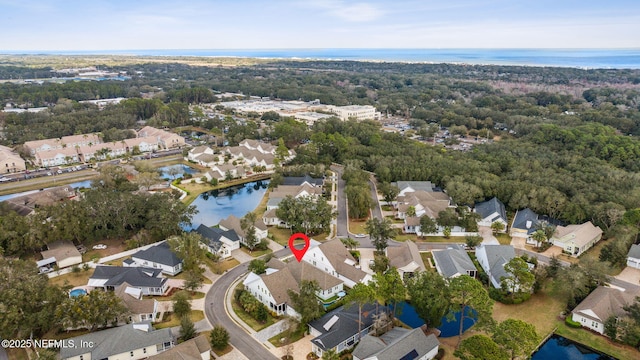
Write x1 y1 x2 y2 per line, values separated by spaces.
385 215 405 223
154 310 204 329
240 246 272 258
231 298 277 331
269 227 328 246
268 326 306 347
204 256 240 274
170 269 213 284
414 236 466 243
420 252 436 272
555 322 639 360
349 218 369 234
381 205 394 211
495 233 512 245
49 270 92 288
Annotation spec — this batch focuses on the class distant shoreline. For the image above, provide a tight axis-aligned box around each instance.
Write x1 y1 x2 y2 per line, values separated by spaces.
1 48 640 69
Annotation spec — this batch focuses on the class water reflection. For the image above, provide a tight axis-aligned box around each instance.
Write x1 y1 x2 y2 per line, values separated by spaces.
157 164 198 180
187 180 269 229
532 334 615 359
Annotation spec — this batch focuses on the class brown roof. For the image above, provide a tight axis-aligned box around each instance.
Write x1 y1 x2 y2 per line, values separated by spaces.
288 261 342 291
219 214 265 235
553 221 603 248
148 335 210 360
266 258 287 270
6 185 76 209
261 268 299 305
572 286 639 323
405 217 420 226
41 240 81 262
263 208 278 219
388 241 426 272
114 283 156 315
318 239 368 283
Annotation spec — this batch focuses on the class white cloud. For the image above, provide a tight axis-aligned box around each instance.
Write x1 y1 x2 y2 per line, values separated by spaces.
307 0 384 22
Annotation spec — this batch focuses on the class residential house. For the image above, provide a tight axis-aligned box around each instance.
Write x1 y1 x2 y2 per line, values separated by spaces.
309 303 386 358
0 145 26 174
475 245 517 289
40 240 82 269
242 266 300 318
352 328 440 360
194 153 220 168
474 197 507 228
551 221 603 257
34 146 80 167
88 266 168 296
115 283 159 323
627 244 640 270
124 241 183 276
59 322 174 360
432 247 477 279
6 185 77 217
395 190 453 234
219 214 268 244
24 138 62 155
282 175 324 187
239 139 276 154
148 335 210 360
391 181 437 197
386 241 426 279
124 136 160 153
205 163 246 182
195 224 240 259
571 286 640 335
187 145 214 162
510 208 539 243
138 126 186 149
243 258 343 317
304 238 372 288
61 133 102 148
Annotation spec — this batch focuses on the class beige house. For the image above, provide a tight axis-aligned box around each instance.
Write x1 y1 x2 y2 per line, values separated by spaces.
34 146 80 167
0 145 26 174
387 241 427 279
61 133 102 148
551 221 603 257
115 283 159 323
137 126 186 149
40 240 82 269
572 286 639 335
24 138 62 155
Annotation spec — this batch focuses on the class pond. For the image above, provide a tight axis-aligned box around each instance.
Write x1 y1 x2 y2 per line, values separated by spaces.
157 164 198 180
187 180 270 229
395 301 478 337
0 180 93 202
532 334 615 360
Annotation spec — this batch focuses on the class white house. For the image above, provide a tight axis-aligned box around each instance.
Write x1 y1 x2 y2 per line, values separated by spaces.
59 322 174 360
551 221 603 257
242 269 301 318
195 224 240 259
475 245 516 289
474 197 508 228
88 266 168 296
627 244 640 269
34 146 80 167
304 239 371 288
205 164 246 182
572 286 639 335
115 283 159 323
187 145 214 162
124 241 183 276
40 240 82 269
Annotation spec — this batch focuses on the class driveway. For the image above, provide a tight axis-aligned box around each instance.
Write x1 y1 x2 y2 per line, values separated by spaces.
478 226 499 245
615 267 640 286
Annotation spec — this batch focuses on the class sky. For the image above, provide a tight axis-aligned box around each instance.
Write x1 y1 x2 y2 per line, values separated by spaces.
1 0 639 51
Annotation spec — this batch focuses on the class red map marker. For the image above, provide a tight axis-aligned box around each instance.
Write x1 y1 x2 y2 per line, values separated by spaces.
288 233 310 262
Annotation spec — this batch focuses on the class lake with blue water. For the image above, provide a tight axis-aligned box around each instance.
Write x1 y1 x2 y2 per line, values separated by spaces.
187 180 269 229
0 180 93 202
532 334 615 360
157 164 198 180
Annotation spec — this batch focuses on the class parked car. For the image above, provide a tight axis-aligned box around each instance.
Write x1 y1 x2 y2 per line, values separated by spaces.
354 233 367 238
57 169 63 174
92 244 107 250
46 172 52 176
0 177 10 182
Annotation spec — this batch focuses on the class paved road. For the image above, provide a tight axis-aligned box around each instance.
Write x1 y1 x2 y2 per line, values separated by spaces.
205 263 279 360
330 164 349 239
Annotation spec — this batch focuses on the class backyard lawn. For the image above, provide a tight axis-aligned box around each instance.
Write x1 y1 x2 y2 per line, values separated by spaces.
494 233 512 245
240 246 272 258
205 256 240 274
349 218 369 234
154 310 204 329
49 270 92 288
269 226 329 246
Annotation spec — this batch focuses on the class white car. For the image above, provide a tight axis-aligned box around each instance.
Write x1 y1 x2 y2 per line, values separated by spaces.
92 244 107 250
0 177 9 182
354 233 367 238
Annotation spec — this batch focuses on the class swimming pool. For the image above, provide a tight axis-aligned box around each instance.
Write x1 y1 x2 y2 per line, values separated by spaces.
69 288 87 297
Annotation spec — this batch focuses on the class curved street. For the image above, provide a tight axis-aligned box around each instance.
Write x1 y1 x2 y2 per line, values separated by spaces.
205 262 279 360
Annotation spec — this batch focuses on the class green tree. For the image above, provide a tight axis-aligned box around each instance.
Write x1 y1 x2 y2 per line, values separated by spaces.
449 275 495 344
288 280 324 325
374 268 406 318
322 348 340 360
241 211 259 252
491 221 505 234
172 291 192 319
500 257 535 298
340 237 360 250
406 271 450 329
56 289 129 332
531 229 547 248
419 216 437 237
346 184 373 219
465 235 483 249
344 282 375 336
248 259 267 274
407 206 417 217
378 182 399 205
210 324 230 350
365 217 394 252
437 208 459 228
492 319 539 360
276 195 334 235
443 226 452 238
454 335 509 360
370 253 390 274
275 137 290 163
169 233 206 292
179 316 197 341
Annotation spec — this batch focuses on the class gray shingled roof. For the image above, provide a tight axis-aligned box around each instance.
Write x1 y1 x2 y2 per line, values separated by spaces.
195 224 240 251
309 303 384 352
475 197 506 222
432 248 476 278
511 208 539 233
628 244 640 260
60 322 174 359
91 266 166 288
480 245 516 286
391 181 435 193
353 328 439 360
282 175 324 187
133 242 182 267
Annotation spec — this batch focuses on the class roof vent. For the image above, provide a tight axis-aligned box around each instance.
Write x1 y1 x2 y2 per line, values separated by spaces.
525 220 532 229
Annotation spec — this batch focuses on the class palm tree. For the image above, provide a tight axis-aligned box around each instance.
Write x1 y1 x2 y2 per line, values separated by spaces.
344 283 375 340
531 229 547 248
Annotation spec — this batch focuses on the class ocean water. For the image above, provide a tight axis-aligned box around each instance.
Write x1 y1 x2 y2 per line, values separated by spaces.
2 49 640 69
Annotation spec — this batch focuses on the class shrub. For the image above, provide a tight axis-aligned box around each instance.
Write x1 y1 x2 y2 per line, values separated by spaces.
565 316 582 328
210 324 230 350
